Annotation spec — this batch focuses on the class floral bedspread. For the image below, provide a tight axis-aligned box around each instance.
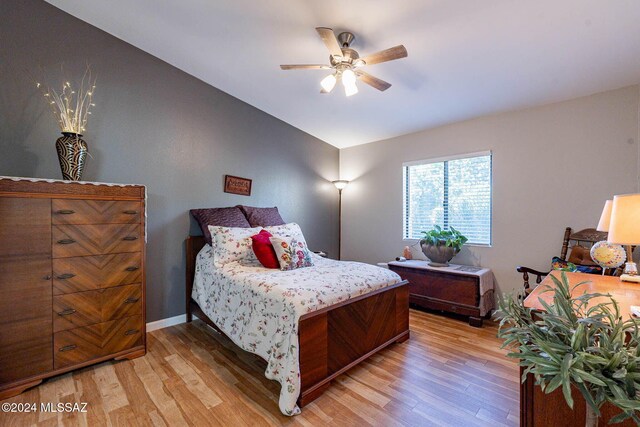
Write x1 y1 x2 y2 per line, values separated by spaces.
191 245 402 415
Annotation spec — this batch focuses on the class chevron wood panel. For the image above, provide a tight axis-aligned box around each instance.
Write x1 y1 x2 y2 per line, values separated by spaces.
52 224 142 258
327 290 397 375
53 284 142 332
53 252 142 294
54 315 143 369
52 199 142 224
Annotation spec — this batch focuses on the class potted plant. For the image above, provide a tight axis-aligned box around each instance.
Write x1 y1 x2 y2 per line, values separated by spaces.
497 272 640 426
420 225 468 267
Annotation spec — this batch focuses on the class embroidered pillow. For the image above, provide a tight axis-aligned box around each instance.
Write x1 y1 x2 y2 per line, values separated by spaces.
238 206 286 227
551 256 603 275
264 223 307 244
270 236 314 271
251 230 280 269
208 225 262 267
190 207 250 245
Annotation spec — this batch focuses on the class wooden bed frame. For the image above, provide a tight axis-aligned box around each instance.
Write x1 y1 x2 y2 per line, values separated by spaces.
185 235 410 407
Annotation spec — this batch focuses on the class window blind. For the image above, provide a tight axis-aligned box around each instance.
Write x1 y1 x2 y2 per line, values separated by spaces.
403 153 492 245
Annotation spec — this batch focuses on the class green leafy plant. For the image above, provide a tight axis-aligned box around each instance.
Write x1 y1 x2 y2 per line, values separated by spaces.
497 272 640 426
420 225 468 251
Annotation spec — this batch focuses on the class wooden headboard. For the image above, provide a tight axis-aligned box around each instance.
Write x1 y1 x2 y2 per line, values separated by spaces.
185 235 206 321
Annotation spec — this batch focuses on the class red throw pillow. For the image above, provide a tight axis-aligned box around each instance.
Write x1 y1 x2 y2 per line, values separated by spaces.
251 230 279 269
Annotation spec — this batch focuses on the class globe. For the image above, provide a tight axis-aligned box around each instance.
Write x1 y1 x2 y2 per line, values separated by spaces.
590 241 626 269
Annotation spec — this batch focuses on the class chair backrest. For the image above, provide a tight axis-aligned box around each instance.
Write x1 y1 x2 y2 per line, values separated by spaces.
559 227 608 261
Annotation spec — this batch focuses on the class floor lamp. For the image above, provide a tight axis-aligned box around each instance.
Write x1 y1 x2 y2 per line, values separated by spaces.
332 180 349 260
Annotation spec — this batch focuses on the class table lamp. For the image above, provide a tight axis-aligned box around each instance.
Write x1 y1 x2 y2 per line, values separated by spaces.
596 200 612 232
607 193 640 277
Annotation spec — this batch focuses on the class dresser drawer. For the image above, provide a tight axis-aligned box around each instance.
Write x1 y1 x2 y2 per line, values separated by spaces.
54 315 143 369
53 224 142 258
53 252 142 295
52 199 142 224
391 267 479 307
53 284 142 332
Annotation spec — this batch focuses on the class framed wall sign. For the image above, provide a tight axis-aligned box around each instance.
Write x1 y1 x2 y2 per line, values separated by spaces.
224 175 252 196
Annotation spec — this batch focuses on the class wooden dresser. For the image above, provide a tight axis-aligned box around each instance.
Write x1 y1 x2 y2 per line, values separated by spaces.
0 178 146 399
388 260 495 327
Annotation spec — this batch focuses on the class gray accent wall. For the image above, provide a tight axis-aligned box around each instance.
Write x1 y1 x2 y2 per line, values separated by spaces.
340 86 640 296
0 0 339 321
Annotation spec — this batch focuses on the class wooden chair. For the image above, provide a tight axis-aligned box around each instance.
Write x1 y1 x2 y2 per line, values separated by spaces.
517 227 609 295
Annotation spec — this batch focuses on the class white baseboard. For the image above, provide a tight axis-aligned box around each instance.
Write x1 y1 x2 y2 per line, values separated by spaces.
146 314 187 332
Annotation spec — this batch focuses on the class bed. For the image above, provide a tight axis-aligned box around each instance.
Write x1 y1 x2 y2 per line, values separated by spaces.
185 235 409 415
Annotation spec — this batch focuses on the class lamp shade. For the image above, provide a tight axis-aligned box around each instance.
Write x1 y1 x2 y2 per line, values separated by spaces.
332 180 349 190
596 200 613 232
607 193 640 245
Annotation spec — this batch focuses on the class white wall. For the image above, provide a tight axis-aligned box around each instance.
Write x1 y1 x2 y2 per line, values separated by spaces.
339 86 640 295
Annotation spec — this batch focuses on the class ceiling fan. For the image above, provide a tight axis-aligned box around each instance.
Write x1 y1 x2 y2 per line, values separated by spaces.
280 27 408 96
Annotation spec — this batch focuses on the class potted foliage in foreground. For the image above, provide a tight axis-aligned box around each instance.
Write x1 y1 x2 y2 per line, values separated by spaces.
420 225 468 267
497 272 640 426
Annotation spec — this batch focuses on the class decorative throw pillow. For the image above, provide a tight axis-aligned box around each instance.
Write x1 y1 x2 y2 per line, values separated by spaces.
551 256 603 275
238 206 285 227
190 207 250 245
270 236 314 271
567 245 598 266
251 230 280 269
209 225 262 267
264 222 307 244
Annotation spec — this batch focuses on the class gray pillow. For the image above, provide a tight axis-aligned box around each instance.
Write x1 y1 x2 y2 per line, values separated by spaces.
238 205 286 227
190 207 251 245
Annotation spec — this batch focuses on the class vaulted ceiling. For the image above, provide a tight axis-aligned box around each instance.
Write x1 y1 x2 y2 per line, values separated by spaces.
46 0 640 148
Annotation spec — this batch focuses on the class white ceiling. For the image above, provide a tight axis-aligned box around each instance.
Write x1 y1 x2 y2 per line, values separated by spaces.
47 0 640 148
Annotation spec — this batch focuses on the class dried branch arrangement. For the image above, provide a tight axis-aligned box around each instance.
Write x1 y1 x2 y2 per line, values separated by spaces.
35 65 97 134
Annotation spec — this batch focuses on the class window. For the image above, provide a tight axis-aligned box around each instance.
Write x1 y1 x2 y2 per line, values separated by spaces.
403 152 492 245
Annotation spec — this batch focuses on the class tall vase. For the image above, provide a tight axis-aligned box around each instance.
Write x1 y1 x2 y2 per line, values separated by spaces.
55 132 88 181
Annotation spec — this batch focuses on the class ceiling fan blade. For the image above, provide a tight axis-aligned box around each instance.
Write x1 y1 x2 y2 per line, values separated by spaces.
280 64 330 70
360 45 408 66
315 27 343 59
356 71 392 91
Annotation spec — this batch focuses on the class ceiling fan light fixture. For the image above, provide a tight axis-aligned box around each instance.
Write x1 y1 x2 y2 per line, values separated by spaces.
320 73 337 92
342 69 358 96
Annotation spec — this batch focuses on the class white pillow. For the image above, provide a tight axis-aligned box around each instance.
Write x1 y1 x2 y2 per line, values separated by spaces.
264 223 307 245
208 225 262 267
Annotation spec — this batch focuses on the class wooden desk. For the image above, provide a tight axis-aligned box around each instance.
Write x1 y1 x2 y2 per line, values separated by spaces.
525 271 640 320
520 271 640 427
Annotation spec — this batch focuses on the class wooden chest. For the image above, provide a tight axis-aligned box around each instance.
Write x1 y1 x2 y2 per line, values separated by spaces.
388 262 485 327
0 178 146 399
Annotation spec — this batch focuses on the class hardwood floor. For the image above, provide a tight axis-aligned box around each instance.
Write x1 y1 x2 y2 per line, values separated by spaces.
0 309 519 426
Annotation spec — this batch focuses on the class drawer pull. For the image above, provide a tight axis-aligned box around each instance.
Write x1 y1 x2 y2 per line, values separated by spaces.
122 236 138 241
56 209 76 215
57 308 77 316
124 297 140 304
56 273 76 280
125 266 139 272
43 275 52 281
57 239 76 245
123 210 138 215
59 344 77 352
124 329 140 336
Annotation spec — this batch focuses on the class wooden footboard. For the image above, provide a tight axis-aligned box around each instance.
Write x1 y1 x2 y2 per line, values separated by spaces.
297 281 409 406
185 236 410 408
